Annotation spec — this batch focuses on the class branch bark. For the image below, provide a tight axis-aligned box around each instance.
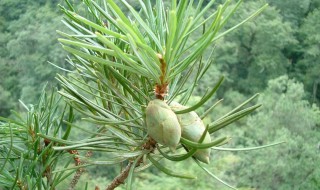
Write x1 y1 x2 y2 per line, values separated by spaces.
69 151 93 190
106 162 134 190
105 138 157 190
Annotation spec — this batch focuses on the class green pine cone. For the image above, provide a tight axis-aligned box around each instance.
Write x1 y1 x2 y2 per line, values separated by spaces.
146 99 181 151
170 102 212 164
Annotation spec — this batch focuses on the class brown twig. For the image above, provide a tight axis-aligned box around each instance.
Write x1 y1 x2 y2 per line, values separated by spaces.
68 151 93 190
106 161 134 190
105 138 157 190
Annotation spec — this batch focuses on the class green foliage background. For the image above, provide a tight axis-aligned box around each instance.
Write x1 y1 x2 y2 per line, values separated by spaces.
0 0 319 189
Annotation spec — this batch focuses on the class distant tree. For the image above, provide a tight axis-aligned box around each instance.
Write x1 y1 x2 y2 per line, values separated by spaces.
231 75 320 189
0 85 14 116
267 0 311 26
213 2 297 95
0 2 67 116
0 0 28 20
293 8 320 104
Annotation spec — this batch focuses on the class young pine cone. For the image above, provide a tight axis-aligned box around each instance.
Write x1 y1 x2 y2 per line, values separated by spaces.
146 99 181 151
170 102 212 164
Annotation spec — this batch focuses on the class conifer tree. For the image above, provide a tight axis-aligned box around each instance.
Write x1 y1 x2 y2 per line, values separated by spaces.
0 1 283 189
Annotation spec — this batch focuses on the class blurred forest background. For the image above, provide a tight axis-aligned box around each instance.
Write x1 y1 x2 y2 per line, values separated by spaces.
0 0 319 189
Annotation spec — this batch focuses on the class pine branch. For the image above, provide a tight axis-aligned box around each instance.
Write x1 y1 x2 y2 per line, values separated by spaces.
69 151 93 190
106 161 134 190
106 138 156 190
